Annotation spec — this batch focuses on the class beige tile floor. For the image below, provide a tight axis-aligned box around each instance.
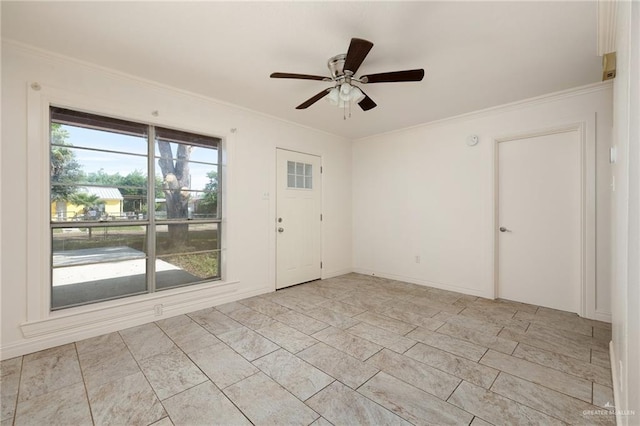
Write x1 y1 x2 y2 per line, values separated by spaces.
1 273 616 425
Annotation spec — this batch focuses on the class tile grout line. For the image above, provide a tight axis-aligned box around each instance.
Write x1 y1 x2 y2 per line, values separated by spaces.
216 370 262 425
509 344 613 387
73 343 96 426
482 355 607 407
117 328 172 417
9 355 25 426
349 376 423 425
488 374 591 424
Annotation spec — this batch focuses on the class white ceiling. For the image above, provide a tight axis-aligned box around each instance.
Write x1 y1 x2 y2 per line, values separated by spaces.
2 1 602 139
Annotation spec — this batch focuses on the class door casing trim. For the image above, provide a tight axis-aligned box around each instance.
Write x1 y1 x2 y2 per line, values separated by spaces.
275 148 323 290
492 120 597 318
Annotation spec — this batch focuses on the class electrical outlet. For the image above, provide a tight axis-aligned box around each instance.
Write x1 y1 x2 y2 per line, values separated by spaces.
154 304 163 316
415 255 421 264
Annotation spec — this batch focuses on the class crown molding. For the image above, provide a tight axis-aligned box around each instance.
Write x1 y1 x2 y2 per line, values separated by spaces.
355 81 613 142
1 39 348 142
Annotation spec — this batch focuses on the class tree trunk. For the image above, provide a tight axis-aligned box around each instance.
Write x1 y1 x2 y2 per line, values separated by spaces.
157 141 191 247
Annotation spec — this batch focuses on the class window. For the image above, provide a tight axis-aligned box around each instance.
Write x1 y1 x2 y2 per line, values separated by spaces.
287 161 313 189
50 107 222 310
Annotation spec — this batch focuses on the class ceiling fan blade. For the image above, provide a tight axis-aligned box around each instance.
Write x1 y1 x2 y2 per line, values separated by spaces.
358 91 377 111
361 69 425 83
296 89 331 109
271 72 329 81
343 38 374 74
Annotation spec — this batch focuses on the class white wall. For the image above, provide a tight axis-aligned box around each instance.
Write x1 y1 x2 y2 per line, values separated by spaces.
352 82 613 320
0 42 352 359
0 40 621 364
611 0 640 423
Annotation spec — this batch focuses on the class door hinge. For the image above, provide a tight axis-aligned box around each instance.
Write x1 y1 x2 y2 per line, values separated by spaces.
320 214 323 221
320 261 323 268
320 166 323 173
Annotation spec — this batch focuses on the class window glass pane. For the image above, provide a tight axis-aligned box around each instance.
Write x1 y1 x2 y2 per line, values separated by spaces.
296 175 304 188
154 142 218 164
305 164 313 177
181 163 218 192
190 190 218 219
295 162 304 174
53 226 147 265
287 161 295 174
287 175 295 188
52 146 148 188
305 177 313 189
51 226 148 309
189 148 218 164
155 140 218 220
52 124 148 156
50 185 148 222
156 251 220 290
155 223 219 256
155 223 219 288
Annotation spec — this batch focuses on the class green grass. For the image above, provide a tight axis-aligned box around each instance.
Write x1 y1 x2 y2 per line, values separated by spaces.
166 252 219 279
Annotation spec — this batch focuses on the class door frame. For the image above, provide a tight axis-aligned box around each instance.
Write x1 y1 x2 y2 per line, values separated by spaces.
492 121 596 318
274 148 323 289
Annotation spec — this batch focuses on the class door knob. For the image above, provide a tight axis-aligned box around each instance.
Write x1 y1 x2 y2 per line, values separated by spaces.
499 227 512 233
278 227 285 233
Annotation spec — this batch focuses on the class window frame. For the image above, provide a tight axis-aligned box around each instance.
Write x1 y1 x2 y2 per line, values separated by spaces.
24 84 233 334
49 106 223 310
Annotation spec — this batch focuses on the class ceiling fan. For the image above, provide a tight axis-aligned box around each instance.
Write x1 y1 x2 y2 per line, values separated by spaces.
270 38 424 112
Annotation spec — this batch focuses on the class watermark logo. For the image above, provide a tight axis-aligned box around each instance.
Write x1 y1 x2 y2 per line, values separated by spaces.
583 402 636 417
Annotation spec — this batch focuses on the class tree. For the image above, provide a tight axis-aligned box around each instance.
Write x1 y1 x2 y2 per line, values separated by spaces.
119 170 146 212
69 192 102 238
85 169 163 213
157 141 191 244
69 192 102 219
86 169 122 186
50 124 83 204
198 170 218 217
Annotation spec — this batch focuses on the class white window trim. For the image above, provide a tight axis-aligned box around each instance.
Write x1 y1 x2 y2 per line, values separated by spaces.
22 82 242 339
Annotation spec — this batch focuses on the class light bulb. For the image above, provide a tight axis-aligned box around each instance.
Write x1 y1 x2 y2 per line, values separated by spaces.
339 84 352 101
326 87 340 105
350 86 365 102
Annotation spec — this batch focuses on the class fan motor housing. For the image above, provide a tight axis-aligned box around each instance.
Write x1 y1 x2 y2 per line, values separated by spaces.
328 54 347 78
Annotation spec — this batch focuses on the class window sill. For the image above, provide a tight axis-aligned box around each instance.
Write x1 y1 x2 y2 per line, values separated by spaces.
20 279 240 339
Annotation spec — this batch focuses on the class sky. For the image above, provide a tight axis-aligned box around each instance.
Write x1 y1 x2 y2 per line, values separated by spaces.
60 125 218 192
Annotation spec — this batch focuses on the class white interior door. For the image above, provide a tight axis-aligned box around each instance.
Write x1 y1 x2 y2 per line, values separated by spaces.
276 149 322 289
497 130 582 313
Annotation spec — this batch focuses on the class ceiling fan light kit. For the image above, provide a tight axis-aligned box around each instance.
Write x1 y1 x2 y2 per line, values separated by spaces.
327 84 365 106
270 38 425 118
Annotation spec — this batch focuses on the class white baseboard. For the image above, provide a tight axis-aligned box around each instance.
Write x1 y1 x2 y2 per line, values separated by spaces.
352 267 493 299
593 310 612 323
322 268 354 280
1 283 273 360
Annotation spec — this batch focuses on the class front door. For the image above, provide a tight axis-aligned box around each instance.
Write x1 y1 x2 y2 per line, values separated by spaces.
497 130 582 313
276 149 322 289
